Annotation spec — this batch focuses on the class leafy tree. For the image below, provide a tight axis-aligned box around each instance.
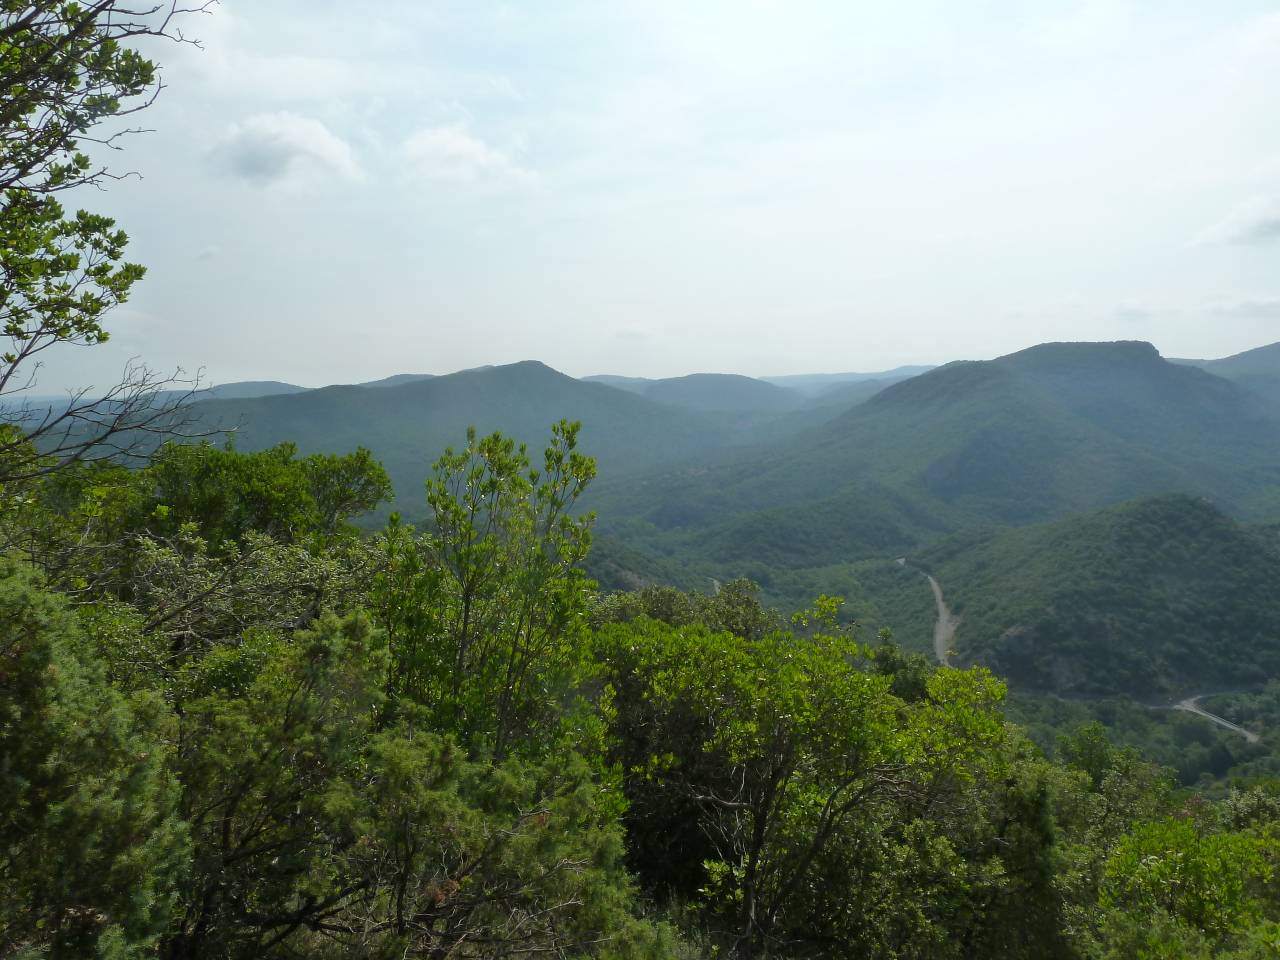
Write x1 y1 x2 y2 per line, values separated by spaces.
1098 817 1274 953
162 606 682 958
374 421 596 759
591 576 783 640
161 613 387 955
594 613 1067 957
138 441 392 548
302 446 395 537
1 2 211 483
88 526 380 680
1 442 391 621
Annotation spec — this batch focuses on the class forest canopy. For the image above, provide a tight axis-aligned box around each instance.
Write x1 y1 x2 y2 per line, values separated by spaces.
6 419 1280 958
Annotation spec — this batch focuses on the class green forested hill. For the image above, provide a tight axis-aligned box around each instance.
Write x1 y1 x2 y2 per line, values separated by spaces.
204 380 309 399
192 363 906 514
191 361 802 509
149 380 308 405
639 373 802 412
1177 341 1280 415
917 495 1280 698
1177 340 1280 379
760 365 935 395
591 342 1280 577
585 372 804 413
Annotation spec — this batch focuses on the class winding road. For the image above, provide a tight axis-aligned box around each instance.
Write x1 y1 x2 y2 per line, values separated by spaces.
923 572 959 667
903 562 1264 743
1171 694 1261 744
898 559 959 666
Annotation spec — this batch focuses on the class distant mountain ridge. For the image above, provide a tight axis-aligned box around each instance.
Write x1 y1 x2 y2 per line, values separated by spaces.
761 366 937 396
188 361 821 512
1174 341 1280 415
584 373 803 413
203 380 308 399
181 340 1280 545
582 367 933 412
1173 340 1280 378
189 361 940 513
351 373 436 389
589 340 1280 576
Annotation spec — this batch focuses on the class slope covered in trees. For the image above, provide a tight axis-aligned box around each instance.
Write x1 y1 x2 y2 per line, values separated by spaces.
1177 341 1280 415
189 361 919 517
189 361 773 508
916 495 1280 697
591 341 1280 579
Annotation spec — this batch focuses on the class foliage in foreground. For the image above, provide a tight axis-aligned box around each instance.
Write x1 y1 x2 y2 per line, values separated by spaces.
3 426 1280 958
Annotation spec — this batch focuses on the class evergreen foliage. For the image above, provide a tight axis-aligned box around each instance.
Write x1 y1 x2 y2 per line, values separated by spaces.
0 562 187 958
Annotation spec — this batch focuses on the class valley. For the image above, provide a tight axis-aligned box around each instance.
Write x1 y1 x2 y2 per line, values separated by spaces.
179 337 1280 787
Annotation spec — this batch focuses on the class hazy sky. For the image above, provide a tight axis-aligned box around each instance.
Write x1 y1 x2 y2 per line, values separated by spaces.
40 1 1280 390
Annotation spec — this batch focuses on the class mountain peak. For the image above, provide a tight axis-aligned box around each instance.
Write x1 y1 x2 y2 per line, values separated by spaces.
996 340 1161 370
470 360 573 382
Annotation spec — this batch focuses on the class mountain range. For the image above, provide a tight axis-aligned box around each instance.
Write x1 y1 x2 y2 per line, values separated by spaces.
187 362 925 510
1175 342 1280 415
173 338 1280 701
590 341 1280 565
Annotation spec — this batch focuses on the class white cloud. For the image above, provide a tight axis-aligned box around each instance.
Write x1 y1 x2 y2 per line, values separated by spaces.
1199 196 1280 246
400 126 533 185
171 7 372 102
213 112 362 185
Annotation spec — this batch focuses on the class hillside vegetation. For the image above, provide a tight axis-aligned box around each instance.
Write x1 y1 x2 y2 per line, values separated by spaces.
191 361 776 509
922 495 1280 698
1178 341 1280 415
191 362 917 517
592 341 1280 580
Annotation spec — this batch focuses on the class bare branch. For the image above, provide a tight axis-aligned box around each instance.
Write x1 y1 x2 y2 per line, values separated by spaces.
0 360 219 484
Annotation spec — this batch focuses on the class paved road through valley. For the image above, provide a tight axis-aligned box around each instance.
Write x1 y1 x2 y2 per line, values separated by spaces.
927 574 959 667
905 561 1262 741
1172 694 1261 744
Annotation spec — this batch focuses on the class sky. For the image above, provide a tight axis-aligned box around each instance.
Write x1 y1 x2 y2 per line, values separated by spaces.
38 1 1280 391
